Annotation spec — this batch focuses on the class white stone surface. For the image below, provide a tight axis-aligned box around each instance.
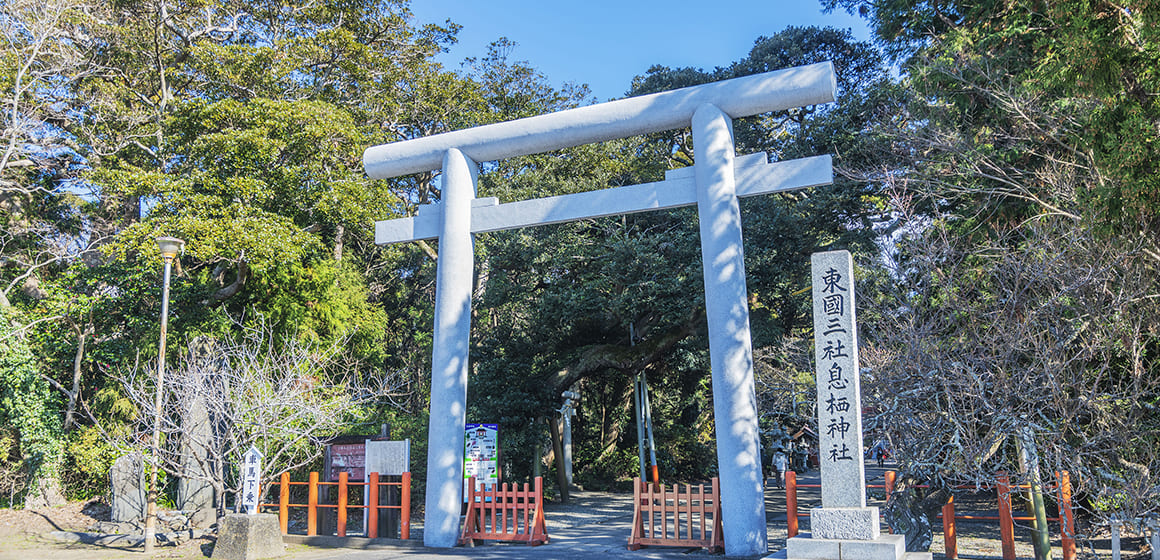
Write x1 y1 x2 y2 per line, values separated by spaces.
786 535 841 559
364 62 835 178
811 250 867 508
811 507 881 540
840 535 904 560
693 103 767 557
784 533 905 560
375 154 831 244
423 149 477 548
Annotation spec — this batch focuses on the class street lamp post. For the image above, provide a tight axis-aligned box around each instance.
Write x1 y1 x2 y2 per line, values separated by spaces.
144 236 183 554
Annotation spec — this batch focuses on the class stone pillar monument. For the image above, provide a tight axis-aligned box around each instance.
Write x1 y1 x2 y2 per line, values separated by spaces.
785 250 929 560
110 453 146 522
177 393 215 526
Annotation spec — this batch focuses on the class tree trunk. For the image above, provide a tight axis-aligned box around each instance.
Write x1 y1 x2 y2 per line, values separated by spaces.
883 476 950 552
548 416 568 502
63 326 92 430
333 224 344 262
595 378 632 465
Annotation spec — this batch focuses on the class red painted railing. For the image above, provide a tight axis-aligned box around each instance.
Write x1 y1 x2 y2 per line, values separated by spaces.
261 471 411 539
785 470 1074 560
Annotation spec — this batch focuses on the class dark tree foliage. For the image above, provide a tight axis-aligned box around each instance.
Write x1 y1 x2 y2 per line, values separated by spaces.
465 26 896 487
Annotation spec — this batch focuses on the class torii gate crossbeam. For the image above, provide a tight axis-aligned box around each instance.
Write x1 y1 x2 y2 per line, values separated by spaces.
364 61 836 557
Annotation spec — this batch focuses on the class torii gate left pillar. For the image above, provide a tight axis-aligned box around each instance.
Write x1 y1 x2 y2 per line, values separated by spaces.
364 62 837 556
423 148 477 547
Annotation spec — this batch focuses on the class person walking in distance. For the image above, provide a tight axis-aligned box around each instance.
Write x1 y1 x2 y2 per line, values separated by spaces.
771 448 789 489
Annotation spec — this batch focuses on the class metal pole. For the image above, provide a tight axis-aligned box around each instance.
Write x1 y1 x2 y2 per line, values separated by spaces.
641 372 659 483
1110 518 1122 560
630 324 647 482
633 375 647 481
144 254 173 554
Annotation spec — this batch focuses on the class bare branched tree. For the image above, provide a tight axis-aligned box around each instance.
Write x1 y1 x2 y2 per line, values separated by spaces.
115 317 407 519
754 336 816 426
0 0 95 199
861 191 1160 540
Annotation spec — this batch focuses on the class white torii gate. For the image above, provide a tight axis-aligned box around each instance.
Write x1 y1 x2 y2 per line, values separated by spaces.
364 61 836 556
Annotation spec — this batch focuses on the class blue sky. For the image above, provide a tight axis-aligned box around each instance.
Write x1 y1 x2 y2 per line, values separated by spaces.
409 1 873 102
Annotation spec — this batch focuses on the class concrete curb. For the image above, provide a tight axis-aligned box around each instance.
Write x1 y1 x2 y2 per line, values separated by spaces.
282 535 424 550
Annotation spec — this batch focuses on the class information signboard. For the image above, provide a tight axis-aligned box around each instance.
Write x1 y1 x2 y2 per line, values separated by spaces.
463 423 499 499
326 443 366 481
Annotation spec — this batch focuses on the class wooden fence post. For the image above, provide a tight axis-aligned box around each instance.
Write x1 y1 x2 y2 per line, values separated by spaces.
401 472 411 540
367 472 379 539
943 495 957 560
337 471 348 537
307 471 319 536
885 470 896 533
997 474 1016 560
786 470 799 538
278 472 289 534
1058 471 1076 560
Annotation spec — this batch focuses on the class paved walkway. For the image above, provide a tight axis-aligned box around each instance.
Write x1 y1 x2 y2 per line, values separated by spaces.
281 463 901 560
279 461 1074 560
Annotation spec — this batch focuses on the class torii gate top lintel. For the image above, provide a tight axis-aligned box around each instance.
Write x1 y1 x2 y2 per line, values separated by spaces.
363 61 835 180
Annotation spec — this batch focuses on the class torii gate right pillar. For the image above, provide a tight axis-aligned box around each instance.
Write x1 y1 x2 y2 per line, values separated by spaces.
693 104 768 556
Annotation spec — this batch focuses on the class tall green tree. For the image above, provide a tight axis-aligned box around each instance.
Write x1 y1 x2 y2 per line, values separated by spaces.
0 0 474 502
825 0 1160 527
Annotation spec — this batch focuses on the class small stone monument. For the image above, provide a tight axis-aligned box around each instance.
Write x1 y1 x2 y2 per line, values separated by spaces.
783 251 930 560
110 453 145 523
211 513 283 560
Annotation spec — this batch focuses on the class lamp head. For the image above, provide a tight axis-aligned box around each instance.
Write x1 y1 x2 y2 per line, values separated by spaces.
156 236 185 260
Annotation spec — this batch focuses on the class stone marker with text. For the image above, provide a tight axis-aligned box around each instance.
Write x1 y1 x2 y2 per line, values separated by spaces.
782 250 929 560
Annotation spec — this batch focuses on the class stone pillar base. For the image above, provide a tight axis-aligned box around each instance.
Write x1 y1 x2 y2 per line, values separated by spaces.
811 507 881 540
211 513 283 560
772 534 932 560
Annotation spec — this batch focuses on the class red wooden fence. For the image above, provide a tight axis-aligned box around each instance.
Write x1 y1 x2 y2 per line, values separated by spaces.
785 470 1074 560
262 471 411 539
627 477 723 552
459 476 549 546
